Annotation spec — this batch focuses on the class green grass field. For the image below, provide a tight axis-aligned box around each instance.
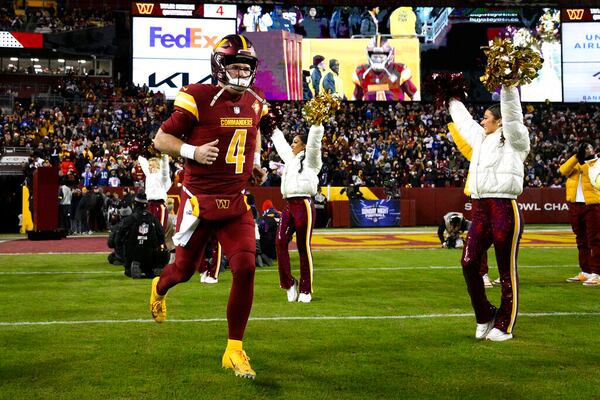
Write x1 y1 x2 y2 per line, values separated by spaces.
1 247 599 400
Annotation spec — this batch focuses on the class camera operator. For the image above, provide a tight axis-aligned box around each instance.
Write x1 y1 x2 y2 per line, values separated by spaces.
116 191 168 278
340 183 364 200
438 212 470 249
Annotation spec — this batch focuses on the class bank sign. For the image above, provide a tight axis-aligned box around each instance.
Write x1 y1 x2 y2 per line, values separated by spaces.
132 17 236 99
562 22 600 101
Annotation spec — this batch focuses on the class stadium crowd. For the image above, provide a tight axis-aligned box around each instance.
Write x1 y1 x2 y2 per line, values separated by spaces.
0 4 114 33
2 78 599 206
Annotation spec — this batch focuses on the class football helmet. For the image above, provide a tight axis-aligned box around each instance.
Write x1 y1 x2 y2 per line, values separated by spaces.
366 35 394 71
211 34 258 92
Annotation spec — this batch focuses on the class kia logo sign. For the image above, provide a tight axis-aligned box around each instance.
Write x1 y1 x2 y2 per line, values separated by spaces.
147 72 212 89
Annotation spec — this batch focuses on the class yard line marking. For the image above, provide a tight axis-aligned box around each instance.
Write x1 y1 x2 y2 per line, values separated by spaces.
0 264 581 275
0 252 109 256
1 312 599 327
0 271 119 275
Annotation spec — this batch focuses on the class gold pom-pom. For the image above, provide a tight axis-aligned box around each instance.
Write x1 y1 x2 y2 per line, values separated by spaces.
302 92 341 126
480 37 544 91
536 9 560 43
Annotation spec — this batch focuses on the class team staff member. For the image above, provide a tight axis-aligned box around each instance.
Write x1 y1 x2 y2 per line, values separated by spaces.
448 85 530 342
138 154 171 230
149 34 267 379
562 141 600 286
271 123 324 303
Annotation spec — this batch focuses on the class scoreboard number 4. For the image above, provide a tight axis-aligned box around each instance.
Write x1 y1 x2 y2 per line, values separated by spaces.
204 4 236 19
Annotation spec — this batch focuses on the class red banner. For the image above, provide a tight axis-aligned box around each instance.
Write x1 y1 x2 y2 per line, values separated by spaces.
0 32 43 48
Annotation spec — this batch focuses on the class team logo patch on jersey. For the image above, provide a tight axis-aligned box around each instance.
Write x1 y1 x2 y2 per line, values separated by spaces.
233 106 240 114
220 118 252 127
215 199 230 209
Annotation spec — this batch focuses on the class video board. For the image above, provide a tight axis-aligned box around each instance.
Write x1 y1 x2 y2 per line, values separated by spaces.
131 3 236 99
561 8 600 102
130 3 600 103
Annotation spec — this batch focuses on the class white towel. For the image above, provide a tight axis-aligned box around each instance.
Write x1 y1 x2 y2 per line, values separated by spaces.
172 197 200 247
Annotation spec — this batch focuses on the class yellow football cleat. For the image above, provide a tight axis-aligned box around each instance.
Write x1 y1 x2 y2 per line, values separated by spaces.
150 277 166 323
222 349 256 379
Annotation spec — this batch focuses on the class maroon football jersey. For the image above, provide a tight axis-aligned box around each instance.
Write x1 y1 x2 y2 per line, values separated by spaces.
352 63 417 101
162 84 267 195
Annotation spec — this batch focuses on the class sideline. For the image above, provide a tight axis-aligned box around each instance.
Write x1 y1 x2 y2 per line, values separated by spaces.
1 311 599 327
0 264 580 275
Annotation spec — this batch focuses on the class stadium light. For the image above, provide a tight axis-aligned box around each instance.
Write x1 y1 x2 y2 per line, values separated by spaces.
10 57 18 61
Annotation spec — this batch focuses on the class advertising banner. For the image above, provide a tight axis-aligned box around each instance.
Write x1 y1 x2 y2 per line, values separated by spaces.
0 31 43 48
349 200 400 227
132 17 236 99
562 21 600 102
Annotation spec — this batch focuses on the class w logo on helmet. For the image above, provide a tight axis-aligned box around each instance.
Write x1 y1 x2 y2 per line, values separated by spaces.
215 199 230 209
136 3 154 14
566 9 584 20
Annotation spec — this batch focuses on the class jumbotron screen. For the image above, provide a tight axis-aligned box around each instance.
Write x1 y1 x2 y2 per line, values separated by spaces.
131 3 237 99
131 4 593 103
561 8 600 102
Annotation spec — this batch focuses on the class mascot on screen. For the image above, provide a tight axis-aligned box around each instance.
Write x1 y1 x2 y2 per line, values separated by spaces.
352 35 417 101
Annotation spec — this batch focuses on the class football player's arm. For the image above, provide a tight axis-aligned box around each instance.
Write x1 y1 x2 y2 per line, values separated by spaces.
251 128 266 185
156 89 219 165
154 127 219 165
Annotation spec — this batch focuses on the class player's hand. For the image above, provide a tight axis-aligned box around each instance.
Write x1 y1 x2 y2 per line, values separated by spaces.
576 143 589 165
250 165 266 186
194 140 219 165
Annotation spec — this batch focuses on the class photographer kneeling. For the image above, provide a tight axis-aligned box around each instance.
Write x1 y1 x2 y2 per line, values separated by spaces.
438 212 470 249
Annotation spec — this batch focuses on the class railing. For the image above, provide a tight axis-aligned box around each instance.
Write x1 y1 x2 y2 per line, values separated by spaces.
424 8 453 43
32 94 66 110
0 94 15 113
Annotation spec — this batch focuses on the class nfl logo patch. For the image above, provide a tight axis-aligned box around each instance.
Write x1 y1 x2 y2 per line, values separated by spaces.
138 223 149 235
233 106 241 115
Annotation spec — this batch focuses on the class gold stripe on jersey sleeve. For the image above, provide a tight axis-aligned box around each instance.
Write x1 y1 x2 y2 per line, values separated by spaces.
174 91 199 121
261 105 269 117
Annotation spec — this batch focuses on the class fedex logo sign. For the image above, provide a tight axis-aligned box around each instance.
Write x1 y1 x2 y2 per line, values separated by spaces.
149 27 218 49
132 17 235 58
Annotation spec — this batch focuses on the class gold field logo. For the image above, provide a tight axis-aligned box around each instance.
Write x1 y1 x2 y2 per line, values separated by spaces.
215 199 230 209
566 9 584 20
136 3 155 14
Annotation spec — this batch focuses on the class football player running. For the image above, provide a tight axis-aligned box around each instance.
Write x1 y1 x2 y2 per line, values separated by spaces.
149 34 268 379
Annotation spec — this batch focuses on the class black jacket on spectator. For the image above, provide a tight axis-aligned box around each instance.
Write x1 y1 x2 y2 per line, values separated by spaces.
117 206 166 277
